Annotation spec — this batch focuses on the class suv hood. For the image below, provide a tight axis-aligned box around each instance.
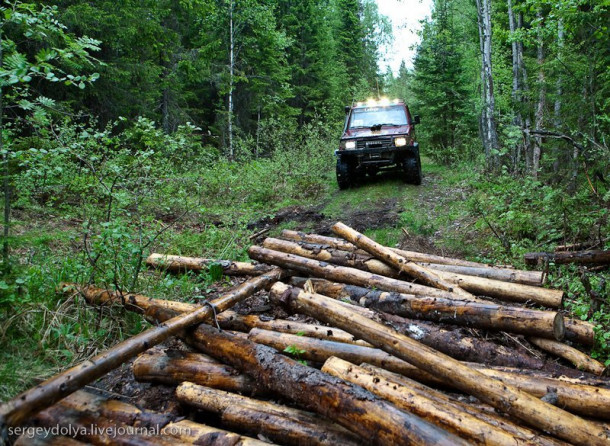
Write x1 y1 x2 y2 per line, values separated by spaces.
342 124 411 139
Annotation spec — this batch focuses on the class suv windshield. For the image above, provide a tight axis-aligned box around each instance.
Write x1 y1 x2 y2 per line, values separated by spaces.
348 105 407 128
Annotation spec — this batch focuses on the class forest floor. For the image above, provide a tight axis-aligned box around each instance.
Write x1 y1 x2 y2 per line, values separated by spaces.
2 156 606 404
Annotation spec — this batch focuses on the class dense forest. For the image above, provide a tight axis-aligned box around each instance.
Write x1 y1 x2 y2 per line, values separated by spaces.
0 0 608 398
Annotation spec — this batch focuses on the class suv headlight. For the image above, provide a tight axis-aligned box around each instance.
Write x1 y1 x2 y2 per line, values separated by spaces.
394 137 407 147
345 141 356 149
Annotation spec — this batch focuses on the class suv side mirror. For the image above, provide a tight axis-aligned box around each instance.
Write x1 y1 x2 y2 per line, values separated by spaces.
345 105 351 114
413 115 421 125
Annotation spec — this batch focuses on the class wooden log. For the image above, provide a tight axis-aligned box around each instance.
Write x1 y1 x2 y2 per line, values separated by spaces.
331 222 476 299
563 318 595 346
359 363 569 446
431 269 563 307
133 349 258 393
419 262 544 286
528 337 607 375
289 277 560 368
0 269 283 428
269 283 609 445
247 328 409 367
176 383 361 446
50 390 269 446
268 237 562 307
217 312 372 346
161 419 274 446
32 405 176 445
248 325 610 415
180 323 465 444
555 239 608 252
268 236 544 287
280 229 487 267
66 282 199 314
146 253 273 275
323 357 560 446
248 246 475 301
525 250 610 265
288 276 565 339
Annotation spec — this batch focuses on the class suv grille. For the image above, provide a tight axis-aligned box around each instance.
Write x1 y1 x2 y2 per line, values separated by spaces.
356 136 393 150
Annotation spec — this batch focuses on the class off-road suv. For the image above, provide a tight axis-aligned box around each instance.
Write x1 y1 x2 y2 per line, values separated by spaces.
335 99 421 189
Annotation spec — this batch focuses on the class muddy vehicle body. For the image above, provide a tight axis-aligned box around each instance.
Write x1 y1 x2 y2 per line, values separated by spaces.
336 99 421 189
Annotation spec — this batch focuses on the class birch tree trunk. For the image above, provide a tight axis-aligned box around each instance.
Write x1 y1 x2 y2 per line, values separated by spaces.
533 9 546 179
228 0 235 160
552 19 564 174
507 0 523 171
476 0 499 169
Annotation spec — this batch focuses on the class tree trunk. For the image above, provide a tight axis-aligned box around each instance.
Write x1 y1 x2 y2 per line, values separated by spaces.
228 0 235 160
45 389 268 445
265 237 562 307
176 383 361 446
507 0 523 171
323 357 558 446
288 276 564 339
0 269 283 427
525 250 610 265
280 229 487 268
528 337 606 376
183 323 464 445
359 363 568 446
248 246 475 301
533 8 545 179
563 318 595 346
1 29 10 274
331 222 475 299
133 348 258 393
269 283 609 445
146 253 272 275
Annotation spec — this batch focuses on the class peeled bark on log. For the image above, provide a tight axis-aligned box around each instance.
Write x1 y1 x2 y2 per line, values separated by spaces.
247 328 411 369
360 363 569 446
217 312 372 346
419 262 543 286
176 383 361 446
0 269 283 428
268 237 561 307
249 325 610 417
431 269 563 307
332 222 476 299
146 253 272 275
161 420 272 446
323 357 557 446
248 246 473 301
529 337 607 375
180 324 464 445
32 405 176 446
280 229 486 267
525 250 610 265
65 282 199 314
363 359 610 418
564 318 595 346
49 390 269 446
290 278 549 369
269 283 610 445
71 283 370 346
289 276 565 339
133 349 258 393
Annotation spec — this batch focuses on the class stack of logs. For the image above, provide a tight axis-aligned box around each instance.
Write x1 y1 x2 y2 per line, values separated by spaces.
2 222 610 445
